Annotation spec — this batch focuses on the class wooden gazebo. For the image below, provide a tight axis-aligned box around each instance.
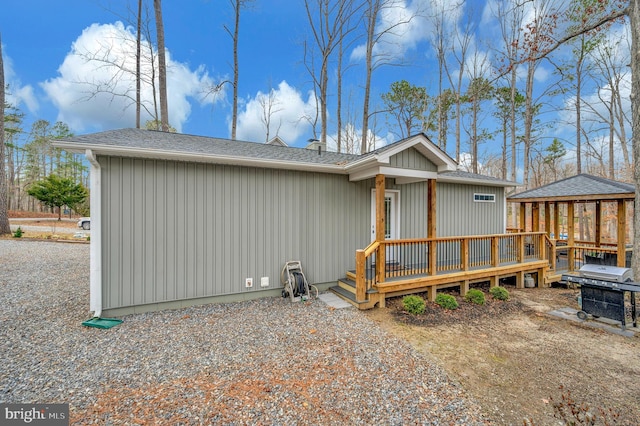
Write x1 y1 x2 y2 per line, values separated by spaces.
507 174 635 283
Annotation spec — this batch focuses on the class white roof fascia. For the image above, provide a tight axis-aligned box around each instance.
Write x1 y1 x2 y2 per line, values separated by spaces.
51 142 348 175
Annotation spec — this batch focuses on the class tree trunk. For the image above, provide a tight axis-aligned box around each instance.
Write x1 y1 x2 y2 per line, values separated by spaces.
630 0 640 281
523 61 535 189
360 2 376 154
231 0 240 140
0 35 11 235
136 0 142 129
337 33 344 153
154 0 169 132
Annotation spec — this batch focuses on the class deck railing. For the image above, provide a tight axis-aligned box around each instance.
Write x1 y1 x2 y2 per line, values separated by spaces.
355 232 546 301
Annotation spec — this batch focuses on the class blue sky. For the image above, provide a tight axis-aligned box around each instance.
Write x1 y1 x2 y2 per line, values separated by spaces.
0 0 632 172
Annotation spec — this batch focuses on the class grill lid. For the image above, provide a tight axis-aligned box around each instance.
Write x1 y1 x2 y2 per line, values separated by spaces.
579 264 633 282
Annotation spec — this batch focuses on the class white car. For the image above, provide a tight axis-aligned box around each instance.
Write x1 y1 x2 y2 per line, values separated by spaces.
77 217 91 230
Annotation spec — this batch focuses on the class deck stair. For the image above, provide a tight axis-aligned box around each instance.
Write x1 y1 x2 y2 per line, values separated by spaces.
329 272 381 309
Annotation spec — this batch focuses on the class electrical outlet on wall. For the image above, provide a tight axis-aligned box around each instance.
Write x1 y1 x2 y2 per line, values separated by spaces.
260 277 269 287
245 278 253 288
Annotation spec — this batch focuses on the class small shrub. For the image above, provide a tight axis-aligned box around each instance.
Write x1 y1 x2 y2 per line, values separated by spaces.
464 288 485 305
490 286 510 301
435 293 458 310
402 295 426 315
13 227 23 238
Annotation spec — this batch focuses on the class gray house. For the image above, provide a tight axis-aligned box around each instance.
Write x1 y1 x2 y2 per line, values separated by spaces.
54 129 517 316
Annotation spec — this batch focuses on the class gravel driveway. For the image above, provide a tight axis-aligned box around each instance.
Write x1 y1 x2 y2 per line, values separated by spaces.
0 240 486 425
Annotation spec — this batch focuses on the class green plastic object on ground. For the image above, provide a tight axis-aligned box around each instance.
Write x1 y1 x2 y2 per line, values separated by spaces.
82 317 123 329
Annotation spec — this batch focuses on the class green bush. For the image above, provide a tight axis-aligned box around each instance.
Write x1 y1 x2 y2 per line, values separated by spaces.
13 227 23 238
490 286 510 301
402 295 426 315
435 293 458 310
464 288 485 305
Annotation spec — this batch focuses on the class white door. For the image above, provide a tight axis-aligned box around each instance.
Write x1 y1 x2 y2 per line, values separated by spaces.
370 190 400 242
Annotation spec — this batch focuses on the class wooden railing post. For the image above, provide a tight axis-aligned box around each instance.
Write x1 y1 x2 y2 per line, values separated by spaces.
355 249 366 302
376 242 386 284
429 240 437 275
517 234 524 263
462 238 469 271
492 236 500 267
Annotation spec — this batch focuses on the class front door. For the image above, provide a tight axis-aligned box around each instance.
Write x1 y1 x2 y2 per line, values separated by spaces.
370 190 400 242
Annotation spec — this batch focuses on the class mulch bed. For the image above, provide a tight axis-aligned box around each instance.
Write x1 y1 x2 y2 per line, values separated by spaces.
388 285 526 327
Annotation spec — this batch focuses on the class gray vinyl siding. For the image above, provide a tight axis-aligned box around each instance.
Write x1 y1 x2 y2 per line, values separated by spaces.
436 182 505 236
389 148 437 171
388 180 428 239
100 156 376 311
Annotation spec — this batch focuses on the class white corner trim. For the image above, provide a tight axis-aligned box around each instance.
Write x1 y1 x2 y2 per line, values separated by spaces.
85 149 102 318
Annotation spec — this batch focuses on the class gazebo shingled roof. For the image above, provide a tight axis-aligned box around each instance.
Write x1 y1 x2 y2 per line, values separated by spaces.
508 173 635 203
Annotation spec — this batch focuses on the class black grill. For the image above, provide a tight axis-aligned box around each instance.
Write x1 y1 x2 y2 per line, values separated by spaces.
562 265 639 330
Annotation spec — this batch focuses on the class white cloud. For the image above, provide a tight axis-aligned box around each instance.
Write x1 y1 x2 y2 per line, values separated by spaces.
2 49 39 113
40 22 222 133
350 0 430 62
236 81 317 145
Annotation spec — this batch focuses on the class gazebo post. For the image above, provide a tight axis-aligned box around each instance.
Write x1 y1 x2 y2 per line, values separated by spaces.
618 200 627 268
567 202 575 271
519 203 526 232
595 201 601 248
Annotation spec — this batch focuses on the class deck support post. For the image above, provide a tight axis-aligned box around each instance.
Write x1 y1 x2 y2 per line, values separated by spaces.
516 270 525 289
427 286 436 302
460 280 469 296
489 276 497 288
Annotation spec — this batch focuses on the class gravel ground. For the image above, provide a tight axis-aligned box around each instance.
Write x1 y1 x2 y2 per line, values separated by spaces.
0 239 487 425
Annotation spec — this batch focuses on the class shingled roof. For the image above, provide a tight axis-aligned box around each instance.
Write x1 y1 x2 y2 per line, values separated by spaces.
53 128 515 187
55 128 359 166
508 174 635 202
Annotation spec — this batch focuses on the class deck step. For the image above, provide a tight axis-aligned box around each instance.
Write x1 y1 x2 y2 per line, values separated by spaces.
338 277 356 293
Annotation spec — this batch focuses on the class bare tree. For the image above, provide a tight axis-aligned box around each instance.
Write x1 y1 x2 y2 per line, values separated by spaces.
515 0 558 189
428 0 463 152
258 86 283 142
154 0 169 132
585 30 632 177
75 3 162 125
0 34 11 235
492 0 524 182
226 0 254 140
136 0 142 128
304 0 361 148
360 0 416 154
462 46 494 174
442 6 474 163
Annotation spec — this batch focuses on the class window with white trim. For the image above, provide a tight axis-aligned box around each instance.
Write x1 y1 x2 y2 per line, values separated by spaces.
474 193 495 202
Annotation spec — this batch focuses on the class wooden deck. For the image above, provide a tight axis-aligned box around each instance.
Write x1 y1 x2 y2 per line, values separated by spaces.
330 232 550 309
330 233 633 309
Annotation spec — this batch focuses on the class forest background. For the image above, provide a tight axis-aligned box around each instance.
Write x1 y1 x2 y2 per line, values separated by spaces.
0 0 633 214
